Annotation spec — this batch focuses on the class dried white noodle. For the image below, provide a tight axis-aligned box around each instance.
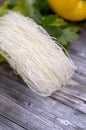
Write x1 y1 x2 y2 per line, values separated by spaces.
0 11 75 96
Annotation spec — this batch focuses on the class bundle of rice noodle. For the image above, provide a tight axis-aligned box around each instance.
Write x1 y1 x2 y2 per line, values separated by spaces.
0 11 75 96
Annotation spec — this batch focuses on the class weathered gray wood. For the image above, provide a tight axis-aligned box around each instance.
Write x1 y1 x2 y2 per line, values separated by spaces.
63 79 86 99
52 79 86 113
0 74 86 130
52 90 86 114
73 73 86 86
0 93 66 130
0 63 25 85
70 51 86 77
70 28 86 78
0 114 26 130
0 122 12 130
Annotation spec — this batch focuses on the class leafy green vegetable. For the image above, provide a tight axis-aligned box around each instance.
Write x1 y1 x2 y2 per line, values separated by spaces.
57 28 79 45
41 15 68 27
0 55 6 63
0 0 29 16
0 0 10 16
12 0 29 16
40 15 80 49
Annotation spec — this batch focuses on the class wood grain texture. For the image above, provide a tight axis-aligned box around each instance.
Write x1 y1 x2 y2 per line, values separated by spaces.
0 28 86 130
0 122 12 130
70 27 86 78
0 94 62 130
0 114 25 130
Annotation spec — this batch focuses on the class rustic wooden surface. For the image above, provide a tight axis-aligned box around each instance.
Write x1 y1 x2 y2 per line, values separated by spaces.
0 28 86 130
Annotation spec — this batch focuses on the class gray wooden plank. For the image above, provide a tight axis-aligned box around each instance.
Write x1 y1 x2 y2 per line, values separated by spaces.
73 73 86 86
62 79 86 99
0 94 62 130
0 115 26 130
52 90 86 114
52 79 86 113
0 63 25 85
70 28 86 78
0 122 12 130
70 51 86 77
69 27 86 86
0 74 86 130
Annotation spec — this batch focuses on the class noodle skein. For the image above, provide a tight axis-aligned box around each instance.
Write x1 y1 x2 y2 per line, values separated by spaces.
0 12 75 96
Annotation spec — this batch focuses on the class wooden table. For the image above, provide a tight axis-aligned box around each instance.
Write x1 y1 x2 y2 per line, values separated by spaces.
0 28 86 130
